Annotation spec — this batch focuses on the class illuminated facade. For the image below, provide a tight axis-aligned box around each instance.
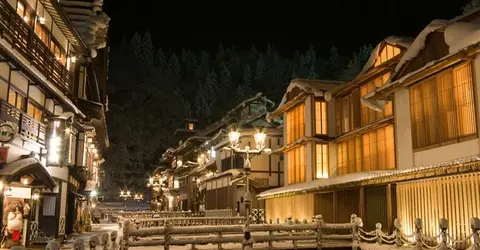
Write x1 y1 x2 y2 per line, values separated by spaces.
260 10 480 240
0 0 109 244
155 93 284 216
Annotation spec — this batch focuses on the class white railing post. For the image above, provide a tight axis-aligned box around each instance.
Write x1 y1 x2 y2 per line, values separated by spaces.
437 218 448 250
315 215 324 250
122 220 130 250
351 214 362 250
394 218 402 247
471 217 480 250
90 235 100 250
414 218 423 250
101 232 109 250
217 232 222 250
110 231 119 250
242 227 253 250
375 223 383 245
164 220 172 250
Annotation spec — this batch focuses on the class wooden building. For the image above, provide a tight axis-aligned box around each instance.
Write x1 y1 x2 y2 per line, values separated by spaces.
363 10 480 239
0 0 109 244
156 93 284 216
259 36 414 231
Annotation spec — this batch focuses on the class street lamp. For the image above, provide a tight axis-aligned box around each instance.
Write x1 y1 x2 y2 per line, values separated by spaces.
134 193 144 202
225 130 271 226
119 190 131 200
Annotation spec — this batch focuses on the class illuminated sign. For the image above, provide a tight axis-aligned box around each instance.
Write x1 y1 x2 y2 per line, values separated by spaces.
46 119 69 167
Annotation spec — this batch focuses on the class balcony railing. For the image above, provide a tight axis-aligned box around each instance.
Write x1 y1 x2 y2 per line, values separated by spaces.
0 0 73 94
0 100 46 146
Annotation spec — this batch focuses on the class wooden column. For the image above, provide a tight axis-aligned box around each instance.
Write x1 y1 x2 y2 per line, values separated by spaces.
332 191 338 223
386 184 393 232
359 187 366 220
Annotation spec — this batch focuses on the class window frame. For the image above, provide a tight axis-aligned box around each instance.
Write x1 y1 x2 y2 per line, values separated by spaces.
409 61 477 151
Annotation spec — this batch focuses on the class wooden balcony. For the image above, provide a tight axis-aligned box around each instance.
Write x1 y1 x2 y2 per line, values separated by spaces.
0 100 46 146
0 0 74 94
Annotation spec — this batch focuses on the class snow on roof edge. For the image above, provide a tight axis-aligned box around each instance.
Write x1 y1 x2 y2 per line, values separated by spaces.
394 19 451 74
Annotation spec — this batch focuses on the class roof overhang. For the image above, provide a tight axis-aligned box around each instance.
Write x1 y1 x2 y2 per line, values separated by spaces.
76 98 109 149
269 92 309 118
366 44 480 101
0 156 56 190
38 0 89 55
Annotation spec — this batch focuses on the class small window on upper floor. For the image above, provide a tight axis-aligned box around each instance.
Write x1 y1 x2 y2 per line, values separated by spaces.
315 101 327 135
374 44 401 67
187 123 194 130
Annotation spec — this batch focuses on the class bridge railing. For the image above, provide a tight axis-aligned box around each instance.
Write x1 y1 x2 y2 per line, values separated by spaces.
118 210 192 219
133 216 248 228
118 215 480 250
121 215 356 250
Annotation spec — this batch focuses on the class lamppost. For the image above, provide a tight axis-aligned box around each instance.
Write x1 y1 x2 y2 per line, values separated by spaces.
224 130 271 226
147 176 165 211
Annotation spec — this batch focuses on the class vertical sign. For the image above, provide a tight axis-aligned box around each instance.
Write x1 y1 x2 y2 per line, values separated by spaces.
46 119 67 166
0 147 8 165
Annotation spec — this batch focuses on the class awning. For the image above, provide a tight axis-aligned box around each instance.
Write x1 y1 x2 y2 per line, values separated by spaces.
76 98 109 149
0 156 56 190
85 180 96 191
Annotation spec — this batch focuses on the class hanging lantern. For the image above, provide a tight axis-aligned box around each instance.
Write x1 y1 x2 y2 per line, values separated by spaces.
21 175 34 185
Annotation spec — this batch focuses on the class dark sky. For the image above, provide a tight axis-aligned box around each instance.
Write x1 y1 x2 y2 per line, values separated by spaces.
103 0 470 57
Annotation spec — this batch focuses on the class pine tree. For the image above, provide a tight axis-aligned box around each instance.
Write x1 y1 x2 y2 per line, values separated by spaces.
168 53 181 78
236 85 245 104
130 32 142 60
341 44 373 81
255 54 265 80
243 64 252 87
216 43 225 61
308 64 319 79
142 31 154 67
155 48 166 69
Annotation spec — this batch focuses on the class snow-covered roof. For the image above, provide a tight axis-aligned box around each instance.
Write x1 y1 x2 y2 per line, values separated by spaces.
258 154 480 199
365 17 480 101
276 79 343 111
394 19 451 74
444 21 480 53
360 36 414 75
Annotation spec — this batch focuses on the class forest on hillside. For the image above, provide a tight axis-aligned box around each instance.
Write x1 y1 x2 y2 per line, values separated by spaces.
100 31 374 198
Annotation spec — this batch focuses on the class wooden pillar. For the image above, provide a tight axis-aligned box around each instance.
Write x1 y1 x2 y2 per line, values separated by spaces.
332 191 337 223
386 184 393 232
359 187 366 220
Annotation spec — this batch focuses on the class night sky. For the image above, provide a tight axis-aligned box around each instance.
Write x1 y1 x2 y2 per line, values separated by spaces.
103 0 470 56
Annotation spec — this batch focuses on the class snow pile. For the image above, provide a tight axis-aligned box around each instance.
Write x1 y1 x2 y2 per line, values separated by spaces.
395 19 451 73
360 36 414 74
444 21 480 53
276 79 343 110
360 97 388 112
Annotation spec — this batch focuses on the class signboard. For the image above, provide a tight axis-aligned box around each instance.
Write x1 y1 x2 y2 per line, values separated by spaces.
0 123 15 143
46 118 69 167
0 147 8 165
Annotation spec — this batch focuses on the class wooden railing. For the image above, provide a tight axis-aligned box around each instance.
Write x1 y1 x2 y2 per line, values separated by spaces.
0 100 46 145
133 216 247 228
118 211 193 219
118 214 480 250
0 0 74 94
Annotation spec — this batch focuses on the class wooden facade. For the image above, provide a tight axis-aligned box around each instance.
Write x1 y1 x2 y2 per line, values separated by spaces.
397 173 480 242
